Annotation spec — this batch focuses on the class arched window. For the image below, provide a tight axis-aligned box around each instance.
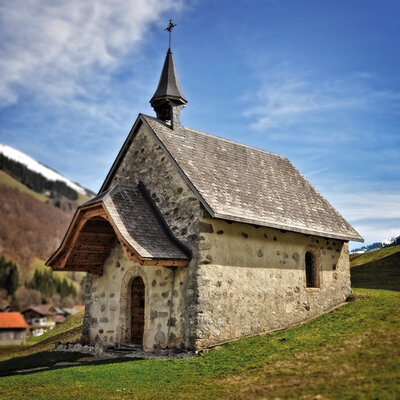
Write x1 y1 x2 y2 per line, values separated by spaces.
305 251 319 288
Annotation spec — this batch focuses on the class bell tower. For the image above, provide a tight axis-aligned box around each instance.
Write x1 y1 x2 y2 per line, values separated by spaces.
150 20 187 129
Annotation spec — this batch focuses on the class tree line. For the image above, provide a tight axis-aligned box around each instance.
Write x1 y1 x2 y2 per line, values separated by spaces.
28 269 77 300
0 256 19 296
0 153 78 200
0 255 78 310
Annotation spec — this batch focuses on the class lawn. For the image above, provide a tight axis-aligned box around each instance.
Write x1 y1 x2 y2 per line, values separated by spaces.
0 247 399 399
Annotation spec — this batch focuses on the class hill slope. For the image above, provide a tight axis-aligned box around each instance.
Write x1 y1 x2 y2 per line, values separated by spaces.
0 185 72 268
0 147 94 307
0 247 398 399
351 245 400 291
0 143 92 197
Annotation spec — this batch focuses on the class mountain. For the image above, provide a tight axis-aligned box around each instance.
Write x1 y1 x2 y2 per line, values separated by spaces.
0 144 94 310
351 234 400 254
0 144 93 198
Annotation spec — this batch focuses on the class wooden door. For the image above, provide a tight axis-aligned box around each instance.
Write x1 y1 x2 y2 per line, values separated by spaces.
131 277 145 344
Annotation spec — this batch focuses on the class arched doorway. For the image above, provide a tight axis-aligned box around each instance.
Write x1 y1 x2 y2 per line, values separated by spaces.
131 277 145 345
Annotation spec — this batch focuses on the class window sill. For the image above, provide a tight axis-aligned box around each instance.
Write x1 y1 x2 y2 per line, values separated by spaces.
305 287 321 292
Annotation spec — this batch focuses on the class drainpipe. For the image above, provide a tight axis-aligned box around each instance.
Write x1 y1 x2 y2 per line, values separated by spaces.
166 267 177 348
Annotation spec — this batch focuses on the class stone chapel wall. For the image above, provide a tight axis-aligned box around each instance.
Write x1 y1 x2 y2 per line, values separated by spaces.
83 123 202 350
195 215 352 349
85 244 189 351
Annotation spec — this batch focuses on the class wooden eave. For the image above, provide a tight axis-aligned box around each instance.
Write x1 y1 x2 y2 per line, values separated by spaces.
46 201 189 275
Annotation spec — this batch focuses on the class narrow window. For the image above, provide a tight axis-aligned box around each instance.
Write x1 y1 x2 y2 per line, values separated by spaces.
305 251 319 288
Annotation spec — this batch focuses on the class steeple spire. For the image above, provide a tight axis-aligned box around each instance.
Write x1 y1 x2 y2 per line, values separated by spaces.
150 20 187 129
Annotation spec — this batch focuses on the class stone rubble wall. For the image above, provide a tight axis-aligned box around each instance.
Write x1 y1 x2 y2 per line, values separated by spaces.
195 216 352 349
83 123 202 350
84 244 191 352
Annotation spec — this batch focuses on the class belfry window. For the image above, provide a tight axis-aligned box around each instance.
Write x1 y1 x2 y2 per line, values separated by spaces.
305 251 319 288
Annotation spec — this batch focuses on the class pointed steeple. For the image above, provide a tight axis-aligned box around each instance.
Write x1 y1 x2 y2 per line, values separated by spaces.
150 48 187 128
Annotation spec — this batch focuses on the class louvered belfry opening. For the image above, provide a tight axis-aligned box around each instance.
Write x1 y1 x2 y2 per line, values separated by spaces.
131 277 145 345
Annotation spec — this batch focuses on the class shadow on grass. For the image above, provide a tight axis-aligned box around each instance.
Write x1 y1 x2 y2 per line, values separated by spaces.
351 251 400 292
0 351 138 377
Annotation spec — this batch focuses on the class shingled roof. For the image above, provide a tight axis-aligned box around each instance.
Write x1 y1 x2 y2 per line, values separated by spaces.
47 183 191 273
87 184 190 260
100 115 363 242
150 48 187 105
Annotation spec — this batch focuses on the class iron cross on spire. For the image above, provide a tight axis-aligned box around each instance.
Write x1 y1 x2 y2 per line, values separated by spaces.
165 19 177 49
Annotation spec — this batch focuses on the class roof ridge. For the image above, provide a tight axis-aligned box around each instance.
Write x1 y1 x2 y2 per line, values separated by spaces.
141 114 285 159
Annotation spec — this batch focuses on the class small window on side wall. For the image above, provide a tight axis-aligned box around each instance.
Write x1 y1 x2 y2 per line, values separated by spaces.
305 251 319 288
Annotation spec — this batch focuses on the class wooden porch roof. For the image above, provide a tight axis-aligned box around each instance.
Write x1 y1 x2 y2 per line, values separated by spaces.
46 183 191 275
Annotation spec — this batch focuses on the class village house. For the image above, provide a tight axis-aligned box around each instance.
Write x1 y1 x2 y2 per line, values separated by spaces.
0 312 29 345
47 38 363 353
22 305 56 336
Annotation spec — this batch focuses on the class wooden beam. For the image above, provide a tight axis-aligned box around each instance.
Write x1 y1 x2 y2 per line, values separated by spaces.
141 259 189 267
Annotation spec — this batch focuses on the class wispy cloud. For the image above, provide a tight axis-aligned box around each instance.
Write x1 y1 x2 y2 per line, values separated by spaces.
0 0 183 106
0 0 186 191
244 68 400 134
327 190 400 222
304 167 331 178
323 188 400 246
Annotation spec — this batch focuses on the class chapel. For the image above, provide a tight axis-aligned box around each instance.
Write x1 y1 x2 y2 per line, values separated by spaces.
47 30 363 352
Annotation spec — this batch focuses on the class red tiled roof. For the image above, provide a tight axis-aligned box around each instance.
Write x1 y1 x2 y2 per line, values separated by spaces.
0 312 29 329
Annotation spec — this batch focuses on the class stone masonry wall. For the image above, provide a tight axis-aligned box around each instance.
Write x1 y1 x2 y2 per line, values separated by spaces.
83 123 202 350
195 215 352 349
83 244 189 351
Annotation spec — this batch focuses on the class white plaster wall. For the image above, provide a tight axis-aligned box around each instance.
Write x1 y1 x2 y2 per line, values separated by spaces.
195 218 352 348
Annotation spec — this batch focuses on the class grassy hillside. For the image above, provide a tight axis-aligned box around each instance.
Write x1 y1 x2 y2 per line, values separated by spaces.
0 247 398 399
351 245 400 291
0 311 84 363
350 244 400 267
0 170 48 202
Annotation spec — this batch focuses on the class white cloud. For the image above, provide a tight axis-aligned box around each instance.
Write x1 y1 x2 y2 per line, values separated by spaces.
323 188 400 246
326 191 400 222
0 0 183 105
350 221 399 248
244 68 400 132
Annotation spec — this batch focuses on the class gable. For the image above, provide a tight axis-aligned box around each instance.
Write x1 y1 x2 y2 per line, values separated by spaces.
46 184 191 274
100 114 362 243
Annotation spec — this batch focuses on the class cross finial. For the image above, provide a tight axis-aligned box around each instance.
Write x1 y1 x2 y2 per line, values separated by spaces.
164 19 177 49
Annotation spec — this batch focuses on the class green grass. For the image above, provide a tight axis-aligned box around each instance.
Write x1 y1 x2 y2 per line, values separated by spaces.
0 311 84 362
350 244 400 267
351 245 400 291
25 310 84 345
0 170 48 202
0 248 398 399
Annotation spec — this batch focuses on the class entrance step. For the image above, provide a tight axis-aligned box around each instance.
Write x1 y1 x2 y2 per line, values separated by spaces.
112 343 143 352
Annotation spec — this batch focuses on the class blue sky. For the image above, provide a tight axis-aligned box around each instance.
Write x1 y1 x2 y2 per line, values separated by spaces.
0 0 399 248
